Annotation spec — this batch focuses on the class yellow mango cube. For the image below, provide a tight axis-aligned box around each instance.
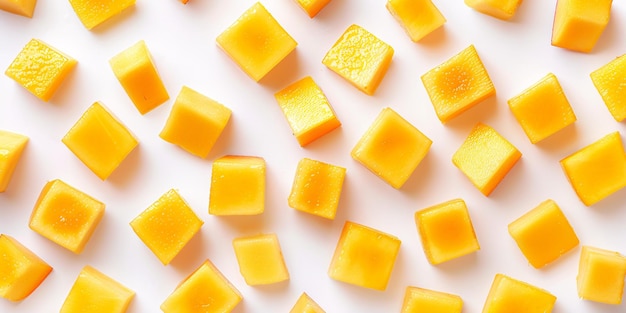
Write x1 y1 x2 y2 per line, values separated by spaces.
161 259 242 313
421 45 495 123
352 107 432 189
209 156 265 216
561 132 626 206
274 76 341 146
232 233 289 286
415 199 480 265
160 86 232 158
577 246 626 305
482 274 556 313
328 221 401 291
464 0 523 20
386 0 446 42
5 39 76 102
0 234 52 301
288 158 346 220
294 0 331 18
0 0 36 17
290 293 325 313
60 266 134 313
68 0 135 30
62 102 138 180
401 286 463 313
452 123 522 196
508 199 579 268
322 24 394 95
0 130 28 192
29 179 105 254
591 54 626 121
552 0 612 53
216 2 297 82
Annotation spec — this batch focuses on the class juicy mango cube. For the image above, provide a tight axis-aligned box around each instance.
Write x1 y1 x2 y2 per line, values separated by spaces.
552 0 612 53
0 130 28 192
591 54 626 122
60 266 134 313
232 233 289 286
561 132 626 206
290 293 325 313
386 0 446 42
0 234 52 301
577 246 626 305
482 274 556 313
0 0 36 17
322 24 394 95
29 179 105 254
464 0 523 20
295 0 331 18
216 2 297 82
209 156 265 216
288 158 346 220
62 102 138 180
68 0 135 30
401 287 463 313
5 39 77 102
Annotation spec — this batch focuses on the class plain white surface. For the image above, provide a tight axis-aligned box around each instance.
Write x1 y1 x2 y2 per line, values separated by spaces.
2 0 626 312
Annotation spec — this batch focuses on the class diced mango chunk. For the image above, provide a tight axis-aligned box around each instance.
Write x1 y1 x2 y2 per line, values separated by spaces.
386 0 446 42
60 266 135 313
482 274 556 313
68 0 135 30
328 221 401 291
290 292 325 313
288 158 346 220
0 130 28 192
561 132 626 206
209 156 265 216
0 234 52 301
401 286 463 313
322 24 394 95
591 54 626 121
232 233 289 286
552 0 612 53
130 189 203 265
577 246 626 305
295 0 331 18
0 0 36 17
464 0 523 20
352 107 432 189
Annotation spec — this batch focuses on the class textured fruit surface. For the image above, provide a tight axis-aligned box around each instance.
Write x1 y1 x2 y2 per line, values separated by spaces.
288 158 345 220
482 274 556 313
0 235 52 301
68 0 135 29
60 266 134 313
591 54 626 121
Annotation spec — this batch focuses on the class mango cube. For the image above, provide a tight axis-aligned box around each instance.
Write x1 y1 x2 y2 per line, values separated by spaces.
591 54 626 121
577 246 626 305
160 86 232 158
216 2 297 82
0 234 52 301
322 24 394 95
232 233 289 286
130 189 203 265
452 123 521 196
274 76 341 146
209 156 265 216
60 266 134 313
552 0 612 53
288 158 346 220
62 102 138 180
464 0 523 20
0 0 36 17
0 130 28 192
401 286 463 313
386 0 446 42
328 221 401 291
290 293 325 313
5 39 76 102
421 45 495 123
482 274 556 313
294 0 331 18
161 259 242 313
352 107 432 189
561 132 626 206
68 0 135 30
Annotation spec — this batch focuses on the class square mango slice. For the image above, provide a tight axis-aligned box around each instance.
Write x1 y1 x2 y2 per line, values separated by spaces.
0 0 36 17
0 130 28 192
60 266 135 313
216 2 297 82
68 0 135 30
290 292 325 313
0 234 52 301
401 286 463 313
577 246 626 305
552 0 612 53
464 0 523 20
288 158 346 220
386 0 446 42
561 132 626 206
209 155 265 216
5 39 77 102
591 54 626 122
482 274 556 313
232 233 290 286
29 179 105 254
294 0 331 18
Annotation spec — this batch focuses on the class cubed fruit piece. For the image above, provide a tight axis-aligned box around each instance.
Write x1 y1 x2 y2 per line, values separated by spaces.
160 86 232 158
577 246 626 305
161 259 242 313
62 102 138 180
328 221 401 291
288 158 346 220
421 45 495 123
452 123 521 196
209 156 265 216
415 199 480 265
109 40 169 114
290 293 325 313
591 54 626 121
386 0 446 42
561 132 626 206
274 76 341 146
464 0 523 20
352 107 431 189
216 2 297 82
508 199 579 268
232 233 289 286
294 0 331 18
0 0 36 17
0 130 28 192
60 266 134 313
322 24 394 95
5 39 76 102
68 0 135 30
482 274 556 313
401 286 463 313
552 0 612 53
0 235 52 301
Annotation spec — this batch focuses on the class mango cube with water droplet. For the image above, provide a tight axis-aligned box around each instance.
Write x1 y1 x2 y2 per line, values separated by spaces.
0 0 36 17
60 266 135 313
68 0 135 30
0 130 28 193
482 274 556 313
401 286 463 313
0 234 52 301
386 0 446 42
232 233 289 286
288 158 346 220
464 0 523 20
209 156 266 216
294 0 331 18
552 0 612 53
290 292 325 313
591 54 626 122
577 246 626 305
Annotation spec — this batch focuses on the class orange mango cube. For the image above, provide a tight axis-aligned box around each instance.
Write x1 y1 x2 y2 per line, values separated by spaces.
482 274 556 313
401 286 463 313
386 0 446 42
0 130 28 192
68 0 135 30
552 0 612 53
209 156 265 216
294 0 331 18
0 235 52 301
577 246 626 305
232 233 289 286
60 266 134 313
0 0 36 17
290 293 325 313
591 54 626 121
288 158 346 220
464 0 523 20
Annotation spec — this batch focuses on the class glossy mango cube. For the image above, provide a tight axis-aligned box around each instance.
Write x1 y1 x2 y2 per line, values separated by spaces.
216 2 297 82
386 0 446 42
295 0 331 18
464 0 523 20
290 293 325 313
421 45 495 123
5 39 76 102
161 259 242 313
62 102 138 180
552 0 612 53
0 0 36 17
591 54 626 122
0 234 52 301
452 123 521 196
322 24 394 95
209 156 265 216
68 0 135 29
561 132 626 206
275 76 341 146
232 233 289 286
160 86 232 158
60 266 134 313
352 107 431 189
109 40 169 114
401 286 463 313
415 199 480 265
328 221 401 291
0 130 28 192
577 246 626 305
482 274 556 313
288 158 346 220
130 189 203 265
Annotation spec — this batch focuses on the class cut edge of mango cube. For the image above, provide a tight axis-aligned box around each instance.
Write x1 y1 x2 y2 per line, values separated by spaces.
386 0 447 42
0 0 37 17
0 130 29 193
577 245 626 305
464 0 523 20
0 234 53 301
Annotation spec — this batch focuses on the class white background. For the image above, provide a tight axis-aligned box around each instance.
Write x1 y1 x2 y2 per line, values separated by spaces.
2 0 626 312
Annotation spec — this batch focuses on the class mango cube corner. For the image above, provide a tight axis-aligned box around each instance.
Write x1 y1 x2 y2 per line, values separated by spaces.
0 234 52 301
68 0 135 30
290 292 325 313
464 0 523 20
591 54 626 122
0 0 37 17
